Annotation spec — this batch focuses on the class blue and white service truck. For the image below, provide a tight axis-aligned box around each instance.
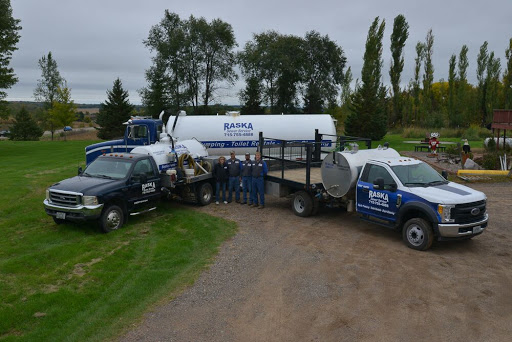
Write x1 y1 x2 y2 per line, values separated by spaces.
262 136 488 251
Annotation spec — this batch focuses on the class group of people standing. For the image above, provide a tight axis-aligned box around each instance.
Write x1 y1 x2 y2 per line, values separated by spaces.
212 151 268 209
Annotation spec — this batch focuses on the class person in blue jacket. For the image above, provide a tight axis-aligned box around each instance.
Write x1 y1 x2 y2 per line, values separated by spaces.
250 151 268 209
212 156 229 204
226 151 241 203
240 152 252 205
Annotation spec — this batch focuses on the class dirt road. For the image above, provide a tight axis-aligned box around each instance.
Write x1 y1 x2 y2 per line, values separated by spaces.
122 182 512 342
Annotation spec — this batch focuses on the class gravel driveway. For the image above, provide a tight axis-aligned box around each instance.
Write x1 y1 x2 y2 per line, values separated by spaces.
121 182 512 342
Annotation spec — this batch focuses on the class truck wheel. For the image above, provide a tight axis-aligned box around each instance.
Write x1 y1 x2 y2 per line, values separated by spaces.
99 205 124 233
402 218 434 251
197 182 213 206
293 191 313 217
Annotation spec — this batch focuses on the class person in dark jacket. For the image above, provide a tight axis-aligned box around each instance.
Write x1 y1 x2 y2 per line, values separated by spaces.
213 156 229 204
250 151 268 209
240 152 252 205
226 151 241 203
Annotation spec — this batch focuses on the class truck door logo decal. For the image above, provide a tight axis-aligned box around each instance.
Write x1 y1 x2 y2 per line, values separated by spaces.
369 190 389 207
142 182 156 194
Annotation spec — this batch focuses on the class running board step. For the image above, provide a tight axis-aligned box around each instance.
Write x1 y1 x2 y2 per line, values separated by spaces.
130 207 157 216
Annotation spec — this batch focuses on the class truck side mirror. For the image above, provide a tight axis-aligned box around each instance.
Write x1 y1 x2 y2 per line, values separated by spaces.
373 177 384 190
78 167 83 176
441 170 448 180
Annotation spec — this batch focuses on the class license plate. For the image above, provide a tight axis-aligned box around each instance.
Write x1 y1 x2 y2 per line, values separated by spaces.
473 226 482 234
56 212 66 220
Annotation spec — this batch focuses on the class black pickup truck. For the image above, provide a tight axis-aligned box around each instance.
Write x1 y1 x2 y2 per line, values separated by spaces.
43 154 162 232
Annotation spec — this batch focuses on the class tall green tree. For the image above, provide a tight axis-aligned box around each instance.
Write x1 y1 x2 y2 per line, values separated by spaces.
143 11 237 114
239 31 280 113
0 0 21 118
48 85 76 140
10 107 43 141
457 45 469 125
485 52 501 124
33 52 65 140
340 66 353 106
389 14 409 125
448 54 457 126
345 17 387 140
274 34 303 113
411 42 424 123
140 58 170 118
239 76 263 114
504 38 512 109
422 29 435 114
96 78 134 140
476 41 489 126
301 31 346 113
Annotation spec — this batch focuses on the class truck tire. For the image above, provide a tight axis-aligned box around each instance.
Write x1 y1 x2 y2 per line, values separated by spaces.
99 205 124 233
402 218 434 251
196 182 213 206
293 191 313 217
311 199 320 216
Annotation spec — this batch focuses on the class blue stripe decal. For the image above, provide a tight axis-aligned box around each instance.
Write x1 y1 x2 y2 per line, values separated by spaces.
436 185 472 196
201 140 334 148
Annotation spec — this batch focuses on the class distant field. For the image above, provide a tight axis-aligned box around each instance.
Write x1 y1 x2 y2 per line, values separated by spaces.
0 141 237 341
76 107 100 114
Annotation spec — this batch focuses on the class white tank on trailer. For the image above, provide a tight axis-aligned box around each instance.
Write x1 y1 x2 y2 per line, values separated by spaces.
131 139 208 172
165 111 337 156
321 147 400 198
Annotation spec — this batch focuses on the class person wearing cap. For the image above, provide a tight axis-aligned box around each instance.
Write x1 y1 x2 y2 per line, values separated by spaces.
240 152 252 205
226 151 241 203
250 151 268 209
212 156 229 204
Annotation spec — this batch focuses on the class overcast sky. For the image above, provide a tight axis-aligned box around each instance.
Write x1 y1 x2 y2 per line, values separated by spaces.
6 0 512 105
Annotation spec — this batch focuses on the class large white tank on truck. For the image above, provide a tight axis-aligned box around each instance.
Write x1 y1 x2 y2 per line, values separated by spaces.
131 139 208 172
321 146 400 198
166 111 337 156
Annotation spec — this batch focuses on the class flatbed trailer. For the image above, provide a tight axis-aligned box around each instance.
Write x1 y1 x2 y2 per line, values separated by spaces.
259 131 371 216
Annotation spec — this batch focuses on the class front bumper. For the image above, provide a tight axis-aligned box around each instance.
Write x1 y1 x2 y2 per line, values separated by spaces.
43 199 104 221
437 213 488 238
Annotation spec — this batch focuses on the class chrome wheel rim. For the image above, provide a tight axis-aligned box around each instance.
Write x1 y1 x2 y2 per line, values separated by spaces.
407 225 424 246
106 210 121 230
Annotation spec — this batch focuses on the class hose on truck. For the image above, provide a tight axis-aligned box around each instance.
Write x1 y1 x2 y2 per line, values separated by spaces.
177 154 211 176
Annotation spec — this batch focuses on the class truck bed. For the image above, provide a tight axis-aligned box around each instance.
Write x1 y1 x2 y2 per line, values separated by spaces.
266 167 323 185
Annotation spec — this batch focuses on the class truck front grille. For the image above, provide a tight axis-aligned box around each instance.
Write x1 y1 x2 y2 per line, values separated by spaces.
452 200 486 224
49 190 81 207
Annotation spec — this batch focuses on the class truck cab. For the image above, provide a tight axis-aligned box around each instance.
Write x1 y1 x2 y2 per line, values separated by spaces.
85 118 163 165
356 157 488 250
44 153 162 232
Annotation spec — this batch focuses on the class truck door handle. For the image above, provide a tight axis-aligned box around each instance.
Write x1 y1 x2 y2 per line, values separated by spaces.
362 188 369 193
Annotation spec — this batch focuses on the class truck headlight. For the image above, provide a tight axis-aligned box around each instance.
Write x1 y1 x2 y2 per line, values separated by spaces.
46 189 50 201
83 196 98 206
438 204 455 223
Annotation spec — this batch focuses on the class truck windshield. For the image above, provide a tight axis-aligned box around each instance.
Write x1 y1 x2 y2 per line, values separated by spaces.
83 159 133 180
391 162 447 187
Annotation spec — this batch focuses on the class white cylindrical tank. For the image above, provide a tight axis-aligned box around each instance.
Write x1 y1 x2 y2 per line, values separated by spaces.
321 147 400 198
484 137 512 148
131 139 208 172
166 113 337 156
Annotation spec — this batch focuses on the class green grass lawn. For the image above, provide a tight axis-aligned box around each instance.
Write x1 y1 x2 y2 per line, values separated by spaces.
372 134 484 152
0 141 237 341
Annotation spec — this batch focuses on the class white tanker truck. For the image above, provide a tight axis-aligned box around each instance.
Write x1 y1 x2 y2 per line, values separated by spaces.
85 110 337 165
261 135 488 251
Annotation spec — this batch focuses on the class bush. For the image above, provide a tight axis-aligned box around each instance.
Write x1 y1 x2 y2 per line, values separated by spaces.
402 127 426 139
481 149 511 170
